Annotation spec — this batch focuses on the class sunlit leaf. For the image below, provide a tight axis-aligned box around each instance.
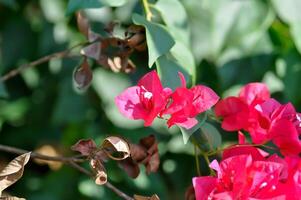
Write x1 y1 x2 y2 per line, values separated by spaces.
155 0 190 46
272 0 301 54
183 0 274 64
66 0 128 15
132 14 175 67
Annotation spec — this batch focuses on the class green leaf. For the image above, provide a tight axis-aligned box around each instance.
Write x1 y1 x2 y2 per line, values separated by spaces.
272 0 301 54
281 50 301 105
132 14 175 67
193 122 222 152
66 0 127 15
0 81 9 99
156 41 196 89
179 112 207 144
182 0 274 64
155 0 190 46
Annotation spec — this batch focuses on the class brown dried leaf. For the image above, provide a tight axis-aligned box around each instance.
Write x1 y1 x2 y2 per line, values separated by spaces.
133 194 160 200
118 158 140 178
0 152 31 196
125 25 146 51
90 159 107 185
128 144 147 162
73 58 93 90
118 135 160 178
137 135 160 174
71 139 97 156
102 136 130 161
81 42 101 61
76 11 89 38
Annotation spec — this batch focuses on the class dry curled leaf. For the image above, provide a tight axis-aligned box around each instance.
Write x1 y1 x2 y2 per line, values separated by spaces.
0 152 31 196
90 159 107 185
101 136 130 161
118 158 140 178
76 11 89 38
131 135 160 174
125 25 146 51
73 58 93 90
71 139 97 156
118 135 160 178
134 194 160 200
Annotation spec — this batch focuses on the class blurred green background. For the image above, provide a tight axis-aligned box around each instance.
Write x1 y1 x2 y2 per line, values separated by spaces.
1 0 301 199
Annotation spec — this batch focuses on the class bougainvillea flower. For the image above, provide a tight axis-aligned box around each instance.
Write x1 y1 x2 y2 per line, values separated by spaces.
192 154 295 200
255 99 301 155
216 81 301 155
215 82 270 132
115 70 172 126
163 72 219 129
238 82 270 106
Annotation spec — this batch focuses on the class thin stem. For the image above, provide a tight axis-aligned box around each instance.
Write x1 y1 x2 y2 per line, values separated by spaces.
0 144 134 200
0 144 84 163
141 0 153 21
0 40 96 82
105 182 134 200
206 143 276 157
194 144 201 176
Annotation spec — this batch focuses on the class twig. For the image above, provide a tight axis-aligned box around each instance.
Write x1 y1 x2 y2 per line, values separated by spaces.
0 144 134 200
194 144 201 176
0 144 84 163
141 0 153 21
0 42 89 82
105 182 134 200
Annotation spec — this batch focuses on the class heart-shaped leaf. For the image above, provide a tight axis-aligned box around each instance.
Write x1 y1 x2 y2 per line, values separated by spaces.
179 112 207 144
193 122 222 152
155 0 190 46
132 14 175 67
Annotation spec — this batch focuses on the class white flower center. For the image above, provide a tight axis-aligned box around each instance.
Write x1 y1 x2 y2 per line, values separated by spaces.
144 91 153 99
296 114 301 127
